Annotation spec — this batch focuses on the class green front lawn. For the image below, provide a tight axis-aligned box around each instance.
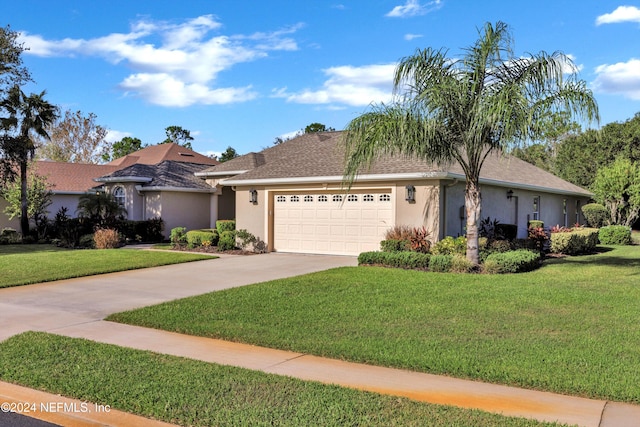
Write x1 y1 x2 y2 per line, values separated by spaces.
0 244 213 288
0 332 562 427
109 245 640 403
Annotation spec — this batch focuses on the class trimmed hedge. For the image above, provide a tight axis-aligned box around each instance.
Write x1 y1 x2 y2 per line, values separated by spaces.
599 225 632 245
358 251 430 269
431 236 466 255
216 220 236 234
582 203 608 228
218 230 236 251
428 254 453 272
484 250 541 274
380 239 410 252
186 230 218 248
550 228 599 255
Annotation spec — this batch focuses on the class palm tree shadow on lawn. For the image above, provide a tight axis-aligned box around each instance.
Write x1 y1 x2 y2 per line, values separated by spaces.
543 246 640 271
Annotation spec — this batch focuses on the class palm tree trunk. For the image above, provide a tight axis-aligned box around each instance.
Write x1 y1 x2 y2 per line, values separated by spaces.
465 181 481 265
19 159 29 239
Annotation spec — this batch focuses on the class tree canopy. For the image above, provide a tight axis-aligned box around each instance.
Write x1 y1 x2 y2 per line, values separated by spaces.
218 146 239 162
592 157 640 227
102 136 144 162
0 25 31 95
161 125 193 149
343 21 599 264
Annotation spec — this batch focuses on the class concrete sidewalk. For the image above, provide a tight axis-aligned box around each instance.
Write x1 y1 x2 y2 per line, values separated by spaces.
44 321 639 427
1 252 640 426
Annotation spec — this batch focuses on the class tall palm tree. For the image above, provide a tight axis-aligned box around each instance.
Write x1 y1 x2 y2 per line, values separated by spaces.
0 85 58 238
343 22 599 265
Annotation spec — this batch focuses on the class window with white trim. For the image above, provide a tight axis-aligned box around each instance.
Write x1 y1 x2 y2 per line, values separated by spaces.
276 195 286 202
575 200 581 224
304 195 314 202
113 186 125 207
563 199 567 227
532 196 540 220
379 194 391 202
347 194 358 202
363 194 374 202
290 195 300 202
332 195 343 202
318 195 328 202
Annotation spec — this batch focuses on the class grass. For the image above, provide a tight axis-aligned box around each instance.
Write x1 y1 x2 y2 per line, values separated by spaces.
109 245 640 404
0 332 563 427
0 244 213 288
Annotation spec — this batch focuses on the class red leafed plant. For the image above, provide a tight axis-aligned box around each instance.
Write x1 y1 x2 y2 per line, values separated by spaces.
410 226 432 253
550 224 573 233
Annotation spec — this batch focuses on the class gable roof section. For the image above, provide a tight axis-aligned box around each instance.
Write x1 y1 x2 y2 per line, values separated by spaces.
219 131 592 197
95 161 213 192
107 143 218 167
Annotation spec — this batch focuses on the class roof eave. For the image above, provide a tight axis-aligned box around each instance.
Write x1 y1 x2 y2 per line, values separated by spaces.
136 186 216 193
94 176 154 183
194 170 249 177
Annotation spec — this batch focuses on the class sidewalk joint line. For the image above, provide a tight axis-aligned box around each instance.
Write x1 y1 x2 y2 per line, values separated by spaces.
264 353 308 370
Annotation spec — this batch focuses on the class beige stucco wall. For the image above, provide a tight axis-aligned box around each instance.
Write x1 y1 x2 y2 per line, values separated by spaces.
393 180 441 240
145 191 212 238
0 197 20 230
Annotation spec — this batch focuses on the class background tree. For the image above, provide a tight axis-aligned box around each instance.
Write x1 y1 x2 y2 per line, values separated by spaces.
36 109 109 163
102 136 144 162
556 113 640 188
0 25 31 95
304 122 335 133
1 168 52 238
218 146 239 162
592 157 640 227
0 85 58 238
161 125 193 149
343 21 598 265
76 192 127 228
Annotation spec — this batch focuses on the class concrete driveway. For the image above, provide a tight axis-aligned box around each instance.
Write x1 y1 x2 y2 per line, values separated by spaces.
0 252 357 342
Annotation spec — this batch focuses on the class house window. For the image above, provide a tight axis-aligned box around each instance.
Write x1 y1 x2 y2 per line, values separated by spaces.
563 199 567 227
379 194 391 202
347 194 358 202
363 194 374 202
304 195 314 202
332 195 343 202
318 195 328 202
576 200 581 225
532 196 540 220
276 195 286 202
290 195 300 202
113 186 125 207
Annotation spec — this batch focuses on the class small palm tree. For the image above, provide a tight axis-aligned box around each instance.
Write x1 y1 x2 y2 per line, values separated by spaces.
76 192 127 228
0 85 58 238
343 22 599 265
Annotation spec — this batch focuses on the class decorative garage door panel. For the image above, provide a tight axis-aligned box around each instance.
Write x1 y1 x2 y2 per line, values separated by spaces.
274 193 393 256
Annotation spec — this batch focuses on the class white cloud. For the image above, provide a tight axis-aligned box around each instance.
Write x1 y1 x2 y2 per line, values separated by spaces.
273 64 396 107
404 33 423 41
593 59 640 100
596 6 640 25
105 129 131 143
386 0 442 18
18 15 301 107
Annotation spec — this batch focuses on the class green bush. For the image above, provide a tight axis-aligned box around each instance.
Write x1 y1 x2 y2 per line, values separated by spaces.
116 218 165 243
431 236 466 255
170 227 187 248
490 239 512 253
218 230 236 251
528 220 544 229
216 220 236 234
235 229 257 250
0 228 20 245
550 228 599 255
484 250 541 274
428 254 453 272
599 225 632 245
79 234 95 249
496 223 518 240
186 230 217 248
582 203 609 228
358 251 430 269
380 239 410 252
450 254 474 273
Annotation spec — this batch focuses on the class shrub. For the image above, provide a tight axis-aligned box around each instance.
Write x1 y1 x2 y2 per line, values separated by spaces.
236 229 257 250
409 226 431 253
380 239 410 252
116 218 165 243
450 254 474 273
94 228 121 249
358 251 430 269
484 250 541 274
549 228 599 255
490 239 512 253
79 234 95 249
599 225 632 245
186 230 217 248
384 225 413 241
479 217 501 239
428 254 453 272
496 223 517 241
216 220 236 234
170 227 187 248
582 203 609 228
527 226 548 254
218 230 236 251
528 220 544 229
0 228 20 245
431 236 466 256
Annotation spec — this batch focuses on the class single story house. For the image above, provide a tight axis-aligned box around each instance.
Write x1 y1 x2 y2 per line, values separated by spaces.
197 131 592 256
1 131 592 255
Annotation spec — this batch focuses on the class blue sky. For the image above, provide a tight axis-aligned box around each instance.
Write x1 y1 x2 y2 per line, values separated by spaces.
7 0 640 158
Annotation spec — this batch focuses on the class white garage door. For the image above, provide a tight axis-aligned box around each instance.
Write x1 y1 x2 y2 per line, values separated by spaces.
274 192 394 256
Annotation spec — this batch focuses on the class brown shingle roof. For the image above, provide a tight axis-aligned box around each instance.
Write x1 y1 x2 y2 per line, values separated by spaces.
96 161 212 190
107 143 218 167
34 162 119 193
220 131 591 196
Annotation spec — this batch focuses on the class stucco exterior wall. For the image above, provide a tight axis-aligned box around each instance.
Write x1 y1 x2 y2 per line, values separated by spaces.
0 197 20 230
48 194 82 220
147 191 212 238
393 180 440 240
